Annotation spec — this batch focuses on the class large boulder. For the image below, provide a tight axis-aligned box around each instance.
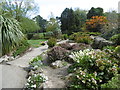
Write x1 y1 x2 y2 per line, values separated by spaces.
91 36 114 49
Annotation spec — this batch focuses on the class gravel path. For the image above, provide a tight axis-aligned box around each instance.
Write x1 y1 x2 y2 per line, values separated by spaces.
0 40 69 89
8 45 48 68
0 45 48 89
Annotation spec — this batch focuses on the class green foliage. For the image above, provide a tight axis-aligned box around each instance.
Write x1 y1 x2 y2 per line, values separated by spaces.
68 49 119 89
13 40 30 57
26 74 46 89
110 34 120 45
1 15 24 55
46 17 60 32
29 55 43 67
60 8 77 35
44 32 54 39
101 74 120 88
115 46 120 54
26 33 34 40
101 28 120 40
47 46 69 63
69 32 101 40
1 0 38 21
61 34 69 40
75 35 93 44
31 33 40 40
28 39 47 48
33 15 47 32
20 17 40 33
69 32 93 44
47 38 57 47
87 7 104 19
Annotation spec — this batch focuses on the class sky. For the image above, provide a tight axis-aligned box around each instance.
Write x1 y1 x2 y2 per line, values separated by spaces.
34 0 120 19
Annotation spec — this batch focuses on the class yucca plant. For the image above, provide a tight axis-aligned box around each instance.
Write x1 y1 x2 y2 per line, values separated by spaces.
0 15 24 56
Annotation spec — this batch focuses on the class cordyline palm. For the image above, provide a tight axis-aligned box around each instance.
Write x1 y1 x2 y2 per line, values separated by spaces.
0 15 24 56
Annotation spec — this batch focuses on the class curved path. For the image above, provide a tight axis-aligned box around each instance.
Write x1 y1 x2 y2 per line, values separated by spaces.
0 40 69 89
0 45 48 89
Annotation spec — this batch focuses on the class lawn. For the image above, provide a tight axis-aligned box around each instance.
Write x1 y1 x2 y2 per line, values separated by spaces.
28 39 47 48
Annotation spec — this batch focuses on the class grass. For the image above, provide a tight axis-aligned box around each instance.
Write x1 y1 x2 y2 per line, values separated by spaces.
28 39 47 48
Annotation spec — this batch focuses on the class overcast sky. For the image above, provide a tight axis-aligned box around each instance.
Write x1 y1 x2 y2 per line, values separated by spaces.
34 0 120 19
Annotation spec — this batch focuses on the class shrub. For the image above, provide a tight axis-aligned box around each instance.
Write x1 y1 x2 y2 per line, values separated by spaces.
62 34 68 40
47 46 70 63
86 16 107 32
59 43 72 50
71 43 91 51
31 34 40 40
75 35 93 44
47 38 57 47
13 40 30 57
29 55 43 68
27 33 34 40
44 32 54 39
110 34 120 45
101 74 120 88
68 49 118 89
26 74 46 89
53 29 62 39
115 46 120 54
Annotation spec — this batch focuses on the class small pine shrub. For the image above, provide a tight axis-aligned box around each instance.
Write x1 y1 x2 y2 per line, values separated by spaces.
47 38 57 47
47 46 69 63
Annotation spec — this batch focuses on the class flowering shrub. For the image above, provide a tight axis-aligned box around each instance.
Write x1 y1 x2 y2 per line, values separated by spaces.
29 55 43 69
68 49 118 89
86 16 107 32
26 73 46 89
47 46 70 63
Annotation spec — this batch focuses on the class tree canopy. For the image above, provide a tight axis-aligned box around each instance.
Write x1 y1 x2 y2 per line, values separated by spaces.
87 7 104 19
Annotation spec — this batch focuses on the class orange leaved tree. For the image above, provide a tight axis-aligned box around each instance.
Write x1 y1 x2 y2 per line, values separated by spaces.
86 16 107 32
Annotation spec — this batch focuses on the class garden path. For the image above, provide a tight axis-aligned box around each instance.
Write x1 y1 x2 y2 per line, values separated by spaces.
0 40 69 89
1 45 48 88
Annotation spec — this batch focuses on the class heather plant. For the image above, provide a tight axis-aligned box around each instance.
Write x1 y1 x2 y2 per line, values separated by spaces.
59 43 72 50
47 46 70 63
68 49 118 89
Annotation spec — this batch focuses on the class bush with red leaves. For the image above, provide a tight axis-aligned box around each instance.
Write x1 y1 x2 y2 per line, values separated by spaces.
47 46 70 63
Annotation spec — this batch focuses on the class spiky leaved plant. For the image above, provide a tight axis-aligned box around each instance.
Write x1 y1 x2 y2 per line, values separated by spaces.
0 15 24 56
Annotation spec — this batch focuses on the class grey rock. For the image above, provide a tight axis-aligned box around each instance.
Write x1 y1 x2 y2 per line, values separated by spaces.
50 60 66 69
91 36 114 49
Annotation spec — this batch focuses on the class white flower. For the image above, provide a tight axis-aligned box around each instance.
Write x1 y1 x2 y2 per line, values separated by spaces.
31 84 36 88
34 65 38 69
